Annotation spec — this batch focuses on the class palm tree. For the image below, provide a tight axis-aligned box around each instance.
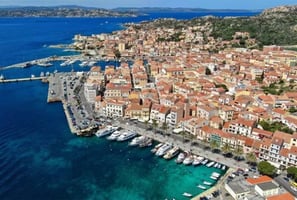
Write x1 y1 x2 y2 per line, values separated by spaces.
233 145 244 161
161 122 168 135
210 140 219 152
246 152 257 165
221 143 231 156
152 119 158 133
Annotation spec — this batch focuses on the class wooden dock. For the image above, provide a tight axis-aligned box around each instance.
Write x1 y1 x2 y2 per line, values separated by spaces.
0 77 44 83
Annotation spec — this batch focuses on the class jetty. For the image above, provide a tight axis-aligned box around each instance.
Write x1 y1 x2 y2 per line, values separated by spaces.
0 76 44 83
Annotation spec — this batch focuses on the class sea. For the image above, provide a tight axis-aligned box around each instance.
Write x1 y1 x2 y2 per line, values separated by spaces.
0 11 258 200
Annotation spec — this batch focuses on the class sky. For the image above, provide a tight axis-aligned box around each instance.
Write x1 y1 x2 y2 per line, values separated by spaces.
0 0 296 10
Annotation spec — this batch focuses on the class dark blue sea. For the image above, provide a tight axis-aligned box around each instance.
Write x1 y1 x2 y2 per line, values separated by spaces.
0 11 257 200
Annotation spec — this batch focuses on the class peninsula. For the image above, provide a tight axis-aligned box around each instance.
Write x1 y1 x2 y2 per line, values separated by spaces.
0 6 138 17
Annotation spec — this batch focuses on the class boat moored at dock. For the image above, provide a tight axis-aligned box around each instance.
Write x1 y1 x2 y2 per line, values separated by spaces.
129 135 146 146
107 130 122 140
163 146 179 160
155 143 172 157
175 152 186 164
117 131 137 142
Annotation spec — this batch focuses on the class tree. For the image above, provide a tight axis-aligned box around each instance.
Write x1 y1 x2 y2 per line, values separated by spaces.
233 145 244 161
210 140 219 152
205 67 212 75
161 122 168 135
246 152 257 165
257 161 276 177
221 143 231 155
287 166 297 181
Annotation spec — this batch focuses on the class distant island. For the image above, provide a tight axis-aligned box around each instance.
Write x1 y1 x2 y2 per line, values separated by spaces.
0 6 138 17
0 6 261 18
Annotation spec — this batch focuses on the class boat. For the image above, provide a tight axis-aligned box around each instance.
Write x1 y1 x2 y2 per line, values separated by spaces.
214 162 219 168
129 136 146 146
175 152 186 164
163 147 179 160
183 154 194 165
79 61 88 67
139 138 153 147
201 159 208 165
212 172 221 178
151 143 163 153
210 175 218 180
197 185 207 190
222 165 226 171
203 181 213 186
206 161 215 168
156 144 172 157
182 192 192 198
107 130 122 140
217 163 221 169
0 74 4 80
95 127 114 137
117 131 137 142
192 156 204 166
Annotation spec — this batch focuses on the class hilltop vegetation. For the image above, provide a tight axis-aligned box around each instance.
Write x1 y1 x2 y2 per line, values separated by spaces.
139 5 297 48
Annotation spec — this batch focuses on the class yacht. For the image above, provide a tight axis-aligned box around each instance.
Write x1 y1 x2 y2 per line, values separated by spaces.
222 165 226 171
151 143 163 153
183 154 194 165
129 136 146 146
206 161 215 168
156 144 172 157
107 130 122 140
117 131 137 142
214 162 219 168
192 156 204 166
139 138 152 148
163 147 179 160
95 126 114 137
175 152 186 164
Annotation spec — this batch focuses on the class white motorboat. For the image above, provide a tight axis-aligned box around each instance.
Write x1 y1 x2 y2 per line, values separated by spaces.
163 147 179 160
107 131 122 140
182 192 192 197
129 136 146 146
206 161 215 168
222 165 226 171
203 181 213 186
183 154 194 165
117 131 137 142
197 185 207 190
175 152 186 164
139 138 152 148
156 144 172 157
201 159 208 165
192 156 204 166
151 143 163 153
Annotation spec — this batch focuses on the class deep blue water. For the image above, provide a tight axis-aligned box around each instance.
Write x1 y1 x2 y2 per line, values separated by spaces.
0 12 257 200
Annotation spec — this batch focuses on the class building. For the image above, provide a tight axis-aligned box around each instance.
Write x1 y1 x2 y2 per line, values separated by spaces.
225 181 250 200
255 182 279 198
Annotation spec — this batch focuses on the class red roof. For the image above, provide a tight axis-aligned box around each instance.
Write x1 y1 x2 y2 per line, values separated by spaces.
246 175 272 185
266 192 295 200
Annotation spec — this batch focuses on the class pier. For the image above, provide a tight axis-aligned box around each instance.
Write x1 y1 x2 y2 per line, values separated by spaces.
0 76 45 83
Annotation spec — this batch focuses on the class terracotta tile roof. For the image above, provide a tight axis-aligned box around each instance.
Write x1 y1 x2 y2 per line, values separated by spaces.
266 192 295 200
246 175 272 185
252 128 273 138
274 131 292 144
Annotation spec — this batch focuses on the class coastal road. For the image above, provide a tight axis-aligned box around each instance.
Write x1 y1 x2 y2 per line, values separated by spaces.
274 175 297 197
